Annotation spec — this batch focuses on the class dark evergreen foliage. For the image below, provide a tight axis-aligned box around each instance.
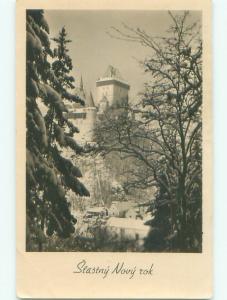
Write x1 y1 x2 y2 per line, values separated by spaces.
26 10 89 251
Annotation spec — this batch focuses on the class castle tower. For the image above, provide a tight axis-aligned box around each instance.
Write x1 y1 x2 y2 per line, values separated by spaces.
84 91 97 141
96 65 130 113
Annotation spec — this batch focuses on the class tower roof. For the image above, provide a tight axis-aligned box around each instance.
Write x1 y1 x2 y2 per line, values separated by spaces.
76 75 86 101
96 65 130 89
80 75 84 91
103 65 124 81
86 91 95 108
74 76 96 108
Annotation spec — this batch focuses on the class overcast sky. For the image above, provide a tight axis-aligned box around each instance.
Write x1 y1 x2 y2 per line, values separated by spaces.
45 10 201 101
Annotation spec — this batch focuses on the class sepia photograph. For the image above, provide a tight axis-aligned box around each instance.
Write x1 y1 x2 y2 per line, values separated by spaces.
26 9 203 253
16 0 212 298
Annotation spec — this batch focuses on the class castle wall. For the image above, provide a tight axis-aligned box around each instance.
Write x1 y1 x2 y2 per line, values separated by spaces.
70 107 97 143
96 78 129 109
113 84 129 106
96 82 115 106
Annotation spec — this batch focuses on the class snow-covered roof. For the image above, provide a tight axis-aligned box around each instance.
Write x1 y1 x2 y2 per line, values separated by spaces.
96 65 130 88
106 217 150 232
110 201 137 212
103 65 124 81
87 207 106 213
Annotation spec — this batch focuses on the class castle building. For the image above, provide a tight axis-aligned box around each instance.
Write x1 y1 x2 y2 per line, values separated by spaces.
66 66 130 143
96 65 130 113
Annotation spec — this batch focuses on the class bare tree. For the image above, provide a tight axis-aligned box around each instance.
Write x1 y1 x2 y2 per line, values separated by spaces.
95 11 202 251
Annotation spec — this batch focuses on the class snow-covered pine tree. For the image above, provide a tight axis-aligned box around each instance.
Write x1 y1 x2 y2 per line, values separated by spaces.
26 10 89 251
50 26 83 138
52 27 75 91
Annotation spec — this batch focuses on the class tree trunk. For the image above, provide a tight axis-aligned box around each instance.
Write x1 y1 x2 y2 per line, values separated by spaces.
38 216 45 252
38 240 43 252
177 174 188 251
